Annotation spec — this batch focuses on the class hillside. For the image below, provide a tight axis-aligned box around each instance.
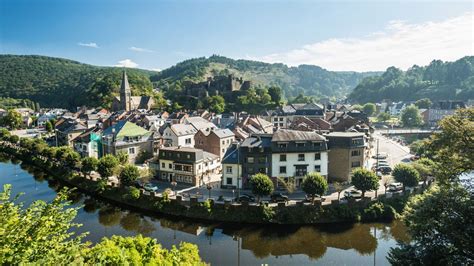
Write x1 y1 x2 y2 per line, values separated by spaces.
151 55 379 100
0 55 156 109
349 56 474 103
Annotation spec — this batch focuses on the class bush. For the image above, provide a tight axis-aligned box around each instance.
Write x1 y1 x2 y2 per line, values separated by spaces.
128 187 140 201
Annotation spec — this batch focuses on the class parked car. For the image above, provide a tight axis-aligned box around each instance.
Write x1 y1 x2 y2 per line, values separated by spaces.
143 182 159 192
377 165 392 174
372 152 388 159
134 180 144 188
270 193 289 203
235 194 255 202
388 182 403 192
376 171 383 178
344 190 362 199
304 195 326 202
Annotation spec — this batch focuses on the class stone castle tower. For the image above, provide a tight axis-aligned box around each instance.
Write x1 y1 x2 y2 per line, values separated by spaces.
119 70 132 111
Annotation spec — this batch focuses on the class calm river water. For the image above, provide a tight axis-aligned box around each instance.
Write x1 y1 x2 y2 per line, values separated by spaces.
0 159 408 265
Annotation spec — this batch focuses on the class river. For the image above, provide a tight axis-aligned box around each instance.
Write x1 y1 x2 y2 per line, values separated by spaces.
0 160 409 265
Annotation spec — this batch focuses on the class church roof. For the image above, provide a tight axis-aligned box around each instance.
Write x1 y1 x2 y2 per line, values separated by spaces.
120 71 131 93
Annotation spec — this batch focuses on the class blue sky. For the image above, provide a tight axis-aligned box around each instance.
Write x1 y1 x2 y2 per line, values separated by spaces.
1 0 472 71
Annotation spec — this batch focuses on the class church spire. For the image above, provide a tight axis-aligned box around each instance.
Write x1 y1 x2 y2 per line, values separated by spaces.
119 70 132 111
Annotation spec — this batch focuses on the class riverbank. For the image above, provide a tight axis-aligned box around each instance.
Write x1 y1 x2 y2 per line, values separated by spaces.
0 139 417 225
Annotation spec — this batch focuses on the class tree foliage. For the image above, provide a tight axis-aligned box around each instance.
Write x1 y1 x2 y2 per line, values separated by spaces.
393 164 420 189
377 112 391 122
119 164 140 187
81 157 98 177
401 105 423 127
351 168 379 197
301 172 328 203
1 110 22 129
249 173 274 202
0 184 206 265
350 57 474 103
414 98 432 109
362 103 376 116
97 155 119 179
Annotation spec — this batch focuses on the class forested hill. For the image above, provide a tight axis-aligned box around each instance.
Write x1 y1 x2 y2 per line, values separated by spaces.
349 56 474 103
151 55 379 100
0 55 156 109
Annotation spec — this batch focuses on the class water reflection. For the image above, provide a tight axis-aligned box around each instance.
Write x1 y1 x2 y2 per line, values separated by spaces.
1 159 410 265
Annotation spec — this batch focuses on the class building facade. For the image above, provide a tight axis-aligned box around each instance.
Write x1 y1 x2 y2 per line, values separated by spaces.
194 128 235 159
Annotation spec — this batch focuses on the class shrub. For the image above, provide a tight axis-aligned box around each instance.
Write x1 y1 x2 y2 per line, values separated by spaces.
128 187 140 201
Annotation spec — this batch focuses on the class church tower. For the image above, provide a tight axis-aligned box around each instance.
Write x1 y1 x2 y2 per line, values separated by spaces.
119 70 132 111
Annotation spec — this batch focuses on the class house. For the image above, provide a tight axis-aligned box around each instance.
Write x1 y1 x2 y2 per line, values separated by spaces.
37 113 56 127
150 146 221 186
289 116 331 132
270 129 329 187
221 144 242 189
326 132 369 182
239 134 273 188
194 128 235 159
143 115 166 128
55 118 88 146
101 121 153 164
427 101 466 127
263 103 325 129
293 103 326 119
73 127 102 158
162 124 198 147
185 116 217 132
112 71 155 111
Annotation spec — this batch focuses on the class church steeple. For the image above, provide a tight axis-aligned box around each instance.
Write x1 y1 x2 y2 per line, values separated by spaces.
119 70 132 111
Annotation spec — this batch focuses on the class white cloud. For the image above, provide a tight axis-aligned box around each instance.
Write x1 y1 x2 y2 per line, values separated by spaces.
129 46 154 53
151 68 161 72
78 42 99 48
115 59 138 68
253 12 473 71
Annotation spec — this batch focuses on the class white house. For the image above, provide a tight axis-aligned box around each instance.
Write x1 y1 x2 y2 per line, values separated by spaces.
162 124 198 147
221 144 243 189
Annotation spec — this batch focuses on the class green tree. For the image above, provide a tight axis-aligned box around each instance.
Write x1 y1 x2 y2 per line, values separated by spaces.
414 98 432 109
333 181 344 200
362 103 376 116
392 163 420 190
45 120 53 133
249 173 274 203
116 151 129 165
301 172 328 204
388 184 473 265
2 109 22 129
81 157 99 178
0 184 86 264
119 164 140 187
97 155 119 179
351 104 363 111
377 112 391 122
268 86 282 105
351 168 379 198
427 107 474 183
401 105 423 127
411 158 435 185
205 95 226 113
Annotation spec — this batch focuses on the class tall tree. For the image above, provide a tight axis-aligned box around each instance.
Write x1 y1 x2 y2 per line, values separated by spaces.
81 157 99 178
119 164 140 187
362 103 376 116
2 110 22 129
351 168 379 198
392 163 420 190
414 98 432 109
301 172 328 204
249 173 274 203
401 105 423 127
97 155 119 179
268 86 282 105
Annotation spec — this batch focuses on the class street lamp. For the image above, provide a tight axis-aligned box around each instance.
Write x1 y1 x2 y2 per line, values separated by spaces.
207 183 212 200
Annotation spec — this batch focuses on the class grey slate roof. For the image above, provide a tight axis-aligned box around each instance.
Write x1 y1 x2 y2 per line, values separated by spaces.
212 128 234 139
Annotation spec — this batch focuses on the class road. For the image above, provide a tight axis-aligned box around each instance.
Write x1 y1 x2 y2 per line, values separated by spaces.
151 131 412 203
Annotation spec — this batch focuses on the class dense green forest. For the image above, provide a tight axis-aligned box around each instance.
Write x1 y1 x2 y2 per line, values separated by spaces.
0 55 156 109
349 56 474 103
152 55 379 101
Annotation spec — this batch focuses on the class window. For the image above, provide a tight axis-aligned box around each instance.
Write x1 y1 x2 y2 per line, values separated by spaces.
298 154 305 161
279 123 283 127
161 162 165 168
226 177 233 185
280 154 287 162
169 163 172 169
187 154 191 159
258 157 267 163
247 167 254 173
295 165 307 177
351 150 361 157
296 142 305 148
278 143 287 148
273 117 278 121
222 140 225 145
274 123 278 127
314 165 321 172
247 157 254 163
128 147 135 154
313 142 321 147
280 166 287 174
226 166 233 174
185 138 191 144
258 168 266 173
351 161 361 168
351 138 364 146
222 148 225 153
314 153 321 160
279 117 284 121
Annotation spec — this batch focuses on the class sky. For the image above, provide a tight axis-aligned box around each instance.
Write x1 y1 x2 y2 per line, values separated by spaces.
0 0 473 72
